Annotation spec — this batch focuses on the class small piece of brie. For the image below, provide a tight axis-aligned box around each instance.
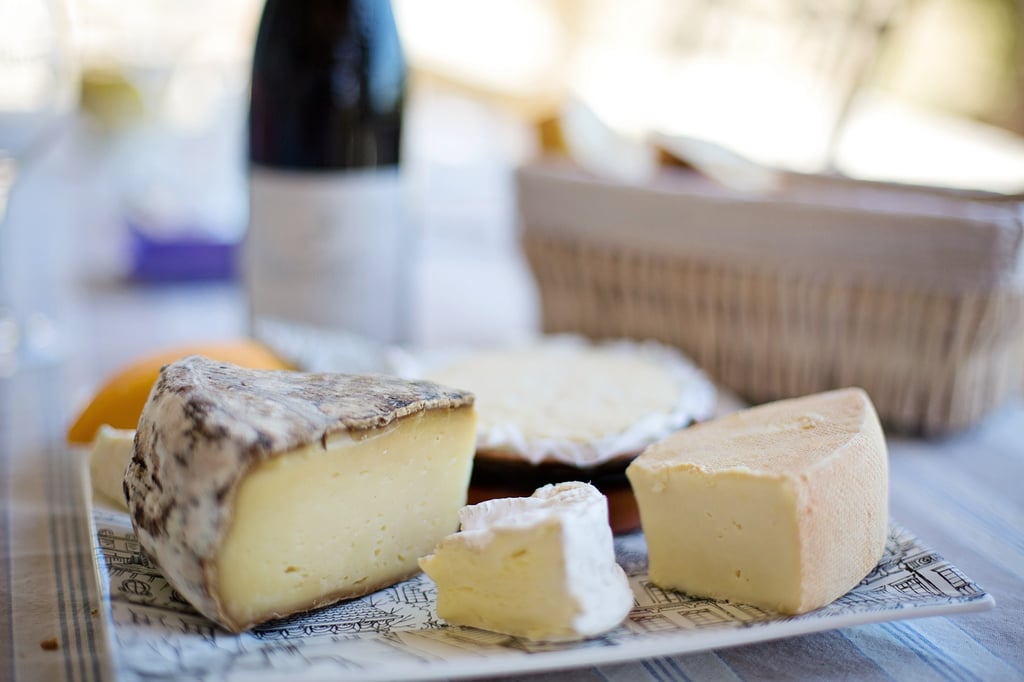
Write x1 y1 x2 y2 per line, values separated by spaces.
419 482 634 642
627 387 888 615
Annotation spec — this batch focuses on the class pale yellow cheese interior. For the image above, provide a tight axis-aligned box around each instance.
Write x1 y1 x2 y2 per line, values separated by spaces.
215 407 476 628
88 425 135 511
635 469 805 612
627 388 888 615
426 519 581 640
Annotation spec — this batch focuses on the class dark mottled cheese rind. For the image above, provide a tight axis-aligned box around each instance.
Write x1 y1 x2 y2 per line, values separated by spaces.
124 355 474 630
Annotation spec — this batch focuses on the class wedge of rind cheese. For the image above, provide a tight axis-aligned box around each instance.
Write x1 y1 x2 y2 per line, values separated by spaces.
627 387 888 615
125 355 476 633
419 482 634 642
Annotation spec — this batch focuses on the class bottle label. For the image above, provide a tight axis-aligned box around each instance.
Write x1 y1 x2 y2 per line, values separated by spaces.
245 166 409 344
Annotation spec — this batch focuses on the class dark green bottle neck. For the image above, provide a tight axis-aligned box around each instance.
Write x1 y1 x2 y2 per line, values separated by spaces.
249 0 405 170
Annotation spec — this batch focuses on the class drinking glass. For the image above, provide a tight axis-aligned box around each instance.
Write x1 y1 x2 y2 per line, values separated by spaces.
0 0 77 376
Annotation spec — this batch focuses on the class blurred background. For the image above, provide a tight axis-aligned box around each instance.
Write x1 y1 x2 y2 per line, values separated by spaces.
64 0 1024 179
56 0 1024 239
4 0 1024 371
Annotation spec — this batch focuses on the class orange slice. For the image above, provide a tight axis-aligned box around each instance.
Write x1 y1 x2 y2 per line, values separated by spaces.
67 339 294 445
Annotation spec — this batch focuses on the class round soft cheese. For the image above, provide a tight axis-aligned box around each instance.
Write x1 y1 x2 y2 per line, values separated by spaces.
424 336 716 468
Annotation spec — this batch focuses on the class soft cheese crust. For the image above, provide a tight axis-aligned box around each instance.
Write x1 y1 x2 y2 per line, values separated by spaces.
424 336 716 467
420 482 634 641
124 355 474 631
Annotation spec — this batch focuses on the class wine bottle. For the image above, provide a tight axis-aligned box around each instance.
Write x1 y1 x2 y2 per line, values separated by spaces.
246 0 408 343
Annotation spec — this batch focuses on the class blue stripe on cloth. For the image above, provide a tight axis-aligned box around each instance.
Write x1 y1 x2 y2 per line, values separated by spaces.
40 364 102 682
59 445 102 682
837 629 900 681
661 655 694 681
1 385 16 682
948 619 1024 678
718 630 890 679
909 461 1024 556
51 442 85 682
668 652 743 681
920 617 1022 679
890 480 1022 577
642 658 675 682
881 622 980 682
45 422 75 682
596 661 659 682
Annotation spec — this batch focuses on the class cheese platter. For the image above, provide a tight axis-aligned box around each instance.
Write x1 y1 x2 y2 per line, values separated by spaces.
89 498 993 681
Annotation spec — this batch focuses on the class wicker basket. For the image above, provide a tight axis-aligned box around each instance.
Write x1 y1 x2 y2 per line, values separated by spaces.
517 159 1024 435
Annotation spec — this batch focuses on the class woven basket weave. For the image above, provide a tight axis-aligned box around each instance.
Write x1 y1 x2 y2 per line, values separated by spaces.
518 160 1024 435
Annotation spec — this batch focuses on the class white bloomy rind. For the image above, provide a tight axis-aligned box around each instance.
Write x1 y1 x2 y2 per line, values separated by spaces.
419 482 634 642
423 336 717 467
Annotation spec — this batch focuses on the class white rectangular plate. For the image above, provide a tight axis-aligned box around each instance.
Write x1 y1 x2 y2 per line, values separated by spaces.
89 502 993 682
